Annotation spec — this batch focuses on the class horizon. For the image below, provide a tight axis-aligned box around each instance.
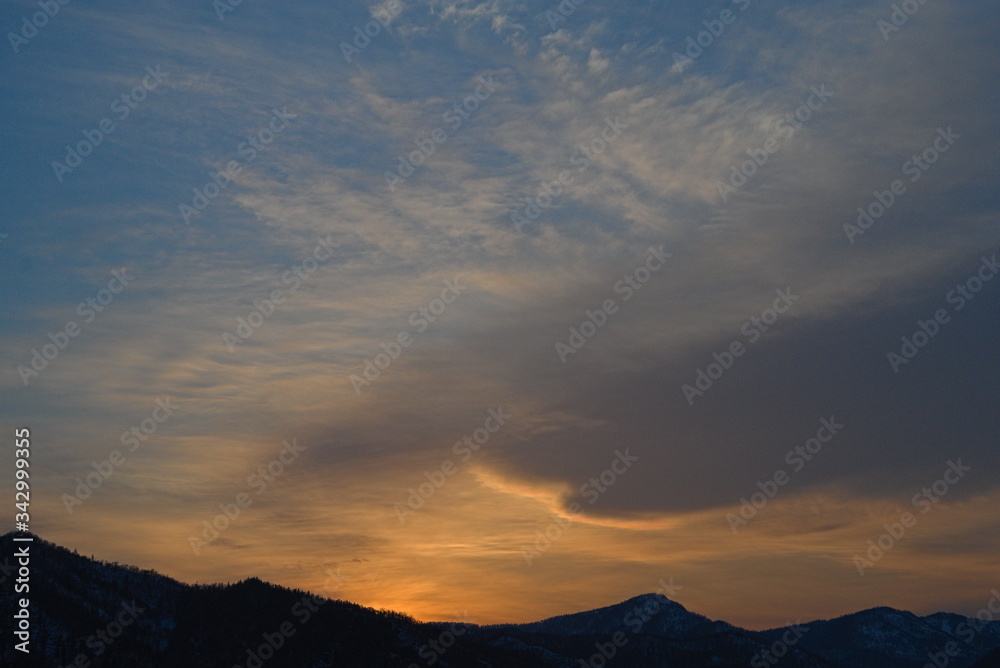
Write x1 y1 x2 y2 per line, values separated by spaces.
8 529 997 633
2 0 999 636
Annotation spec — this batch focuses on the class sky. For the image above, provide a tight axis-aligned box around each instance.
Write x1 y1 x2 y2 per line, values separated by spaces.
1 0 999 631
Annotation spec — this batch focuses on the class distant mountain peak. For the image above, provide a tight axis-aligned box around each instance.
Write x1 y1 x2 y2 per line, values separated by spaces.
507 591 711 640
3 535 999 667
623 592 684 606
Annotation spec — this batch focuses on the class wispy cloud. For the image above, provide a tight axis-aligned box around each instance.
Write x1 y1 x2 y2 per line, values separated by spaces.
2 0 998 628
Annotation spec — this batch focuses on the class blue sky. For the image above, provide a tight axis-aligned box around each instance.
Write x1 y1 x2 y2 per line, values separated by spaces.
1 0 999 628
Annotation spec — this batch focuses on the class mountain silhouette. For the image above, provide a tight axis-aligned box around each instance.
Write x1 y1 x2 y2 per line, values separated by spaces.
2 532 998 667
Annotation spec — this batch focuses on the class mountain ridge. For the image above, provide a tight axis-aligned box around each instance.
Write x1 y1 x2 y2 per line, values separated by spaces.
3 532 998 667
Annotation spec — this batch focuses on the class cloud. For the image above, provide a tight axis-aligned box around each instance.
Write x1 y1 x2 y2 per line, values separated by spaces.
2 0 998 628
